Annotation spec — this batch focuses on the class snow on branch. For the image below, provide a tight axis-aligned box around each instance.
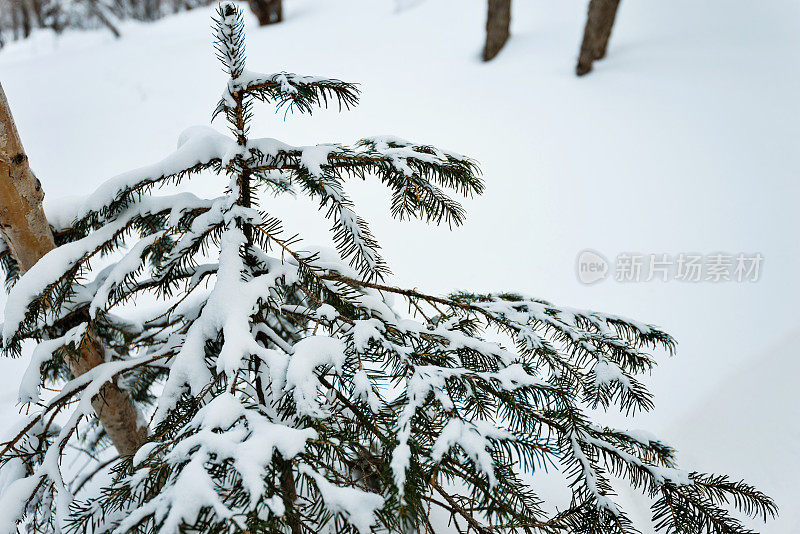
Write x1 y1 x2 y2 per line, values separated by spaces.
3 192 216 351
74 126 231 231
246 135 483 227
215 71 361 118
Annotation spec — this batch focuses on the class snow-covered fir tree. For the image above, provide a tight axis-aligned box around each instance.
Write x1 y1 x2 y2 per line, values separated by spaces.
0 4 776 533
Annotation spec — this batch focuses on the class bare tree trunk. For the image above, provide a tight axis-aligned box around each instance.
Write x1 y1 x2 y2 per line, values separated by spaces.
11 5 20 40
0 83 145 455
143 0 161 21
576 0 620 76
247 0 281 26
19 0 32 38
483 0 511 62
27 0 44 28
86 0 122 39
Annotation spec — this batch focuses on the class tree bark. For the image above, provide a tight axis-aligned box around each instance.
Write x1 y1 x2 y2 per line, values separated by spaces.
576 0 621 76
483 0 511 62
0 82 145 455
247 0 282 26
277 454 302 534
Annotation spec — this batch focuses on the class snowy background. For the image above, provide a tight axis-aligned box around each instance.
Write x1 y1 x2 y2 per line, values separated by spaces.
0 0 798 530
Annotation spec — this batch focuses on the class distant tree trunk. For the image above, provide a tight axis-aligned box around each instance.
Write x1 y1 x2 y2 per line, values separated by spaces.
143 0 161 21
576 0 621 76
20 0 33 38
86 0 121 38
248 0 281 26
0 83 145 455
27 0 45 28
11 4 20 40
483 0 510 62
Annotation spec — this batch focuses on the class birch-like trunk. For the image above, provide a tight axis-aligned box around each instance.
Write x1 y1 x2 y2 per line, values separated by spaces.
0 82 146 455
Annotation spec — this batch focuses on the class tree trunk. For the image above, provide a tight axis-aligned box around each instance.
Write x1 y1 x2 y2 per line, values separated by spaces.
86 0 121 39
143 0 161 21
27 0 44 29
247 0 282 26
483 0 511 62
576 0 621 76
19 0 32 38
0 83 145 455
11 5 20 41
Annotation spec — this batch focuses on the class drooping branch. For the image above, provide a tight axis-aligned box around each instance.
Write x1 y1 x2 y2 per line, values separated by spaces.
0 82 146 456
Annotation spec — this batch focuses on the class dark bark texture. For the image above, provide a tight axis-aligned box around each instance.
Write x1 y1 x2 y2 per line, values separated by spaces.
248 0 282 26
483 0 510 62
576 0 621 76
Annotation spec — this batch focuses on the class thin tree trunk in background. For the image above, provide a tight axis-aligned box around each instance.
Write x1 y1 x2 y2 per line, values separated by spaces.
576 0 620 76
248 0 282 26
10 2 20 40
595 2 619 61
27 0 44 28
86 0 121 38
0 83 145 455
144 0 161 21
483 0 511 62
20 0 32 38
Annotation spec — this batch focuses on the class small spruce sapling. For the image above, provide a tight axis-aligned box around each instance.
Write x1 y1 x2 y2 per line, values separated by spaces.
0 4 776 533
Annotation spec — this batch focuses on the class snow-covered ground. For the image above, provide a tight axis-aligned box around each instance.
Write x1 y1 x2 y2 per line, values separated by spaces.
0 0 797 530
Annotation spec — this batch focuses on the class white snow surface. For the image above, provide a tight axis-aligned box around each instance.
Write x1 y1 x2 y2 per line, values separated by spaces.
0 0 798 531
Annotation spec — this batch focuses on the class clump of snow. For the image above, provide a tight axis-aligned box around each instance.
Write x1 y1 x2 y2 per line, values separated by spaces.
592 357 631 390
285 336 347 417
18 322 87 403
352 369 380 413
431 419 512 486
79 125 233 220
0 475 43 534
301 466 383 534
